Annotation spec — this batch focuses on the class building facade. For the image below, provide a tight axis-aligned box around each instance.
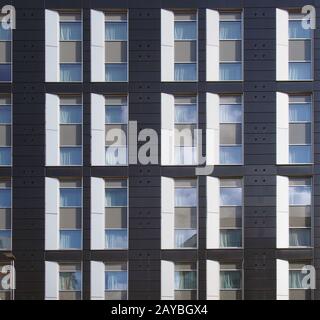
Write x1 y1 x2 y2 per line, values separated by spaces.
0 0 319 300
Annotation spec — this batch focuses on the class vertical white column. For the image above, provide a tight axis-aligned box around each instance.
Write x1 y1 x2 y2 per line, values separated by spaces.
45 261 59 300
277 259 289 300
276 92 289 164
206 260 220 300
276 9 289 81
161 9 174 81
277 176 289 248
161 260 175 300
90 261 105 299
207 177 220 248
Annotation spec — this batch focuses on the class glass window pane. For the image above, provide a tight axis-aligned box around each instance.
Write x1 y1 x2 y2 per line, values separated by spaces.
289 186 311 205
289 270 309 289
0 64 11 82
59 271 81 291
174 21 196 40
220 21 241 40
106 64 127 82
0 24 11 41
220 63 242 81
60 189 81 207
105 229 128 249
0 147 11 165
174 147 197 165
220 271 241 289
0 230 11 250
220 187 242 206
105 271 127 290
289 103 311 122
175 229 197 248
0 189 11 208
289 63 311 80
289 145 311 164
60 230 81 249
0 106 11 124
175 104 197 123
60 22 81 40
175 271 196 290
174 63 196 81
60 64 81 82
105 22 127 40
105 146 127 165
106 105 127 124
105 189 127 207
60 105 82 124
175 188 197 207
289 228 311 247
60 147 82 166
220 104 242 123
220 229 242 247
220 146 242 164
289 21 311 39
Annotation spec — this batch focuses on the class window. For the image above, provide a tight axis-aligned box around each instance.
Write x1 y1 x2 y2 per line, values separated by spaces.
59 263 81 300
220 96 243 164
289 13 312 80
174 262 197 300
289 95 312 164
105 96 128 165
289 178 311 247
174 12 197 81
0 16 11 82
220 263 242 300
0 262 14 300
220 179 242 248
174 179 197 249
105 262 128 300
289 262 311 300
105 11 128 82
59 179 82 250
0 95 11 166
60 95 82 166
219 12 242 81
174 96 197 165
0 179 11 251
105 179 128 249
59 12 82 82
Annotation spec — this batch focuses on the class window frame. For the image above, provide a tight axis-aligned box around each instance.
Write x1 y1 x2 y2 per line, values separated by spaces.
0 95 12 167
0 21 12 83
104 262 128 300
58 262 82 300
0 179 12 251
174 262 198 300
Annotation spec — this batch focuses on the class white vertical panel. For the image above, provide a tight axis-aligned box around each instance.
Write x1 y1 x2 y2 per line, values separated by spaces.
161 260 175 300
91 94 106 166
206 260 220 300
207 177 220 249
161 177 175 249
206 93 220 165
45 177 59 250
45 9 59 82
276 9 289 81
277 259 289 300
276 92 289 164
91 177 105 250
277 176 289 248
90 261 105 300
161 93 175 165
91 10 105 82
45 261 59 300
161 9 174 81
206 9 220 81
46 94 60 166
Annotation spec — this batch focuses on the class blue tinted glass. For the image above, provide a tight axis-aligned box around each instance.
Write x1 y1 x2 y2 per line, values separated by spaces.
175 105 197 123
289 63 311 80
175 229 197 248
60 189 81 207
289 145 311 164
220 21 241 39
289 21 311 39
220 63 242 81
220 146 242 164
290 270 310 289
220 187 242 206
105 229 128 249
60 230 81 249
60 147 82 166
174 21 196 40
289 186 311 205
220 229 242 247
220 271 241 289
289 103 311 122
0 189 11 208
105 22 127 40
105 271 128 290
0 24 11 40
106 64 127 81
175 271 196 290
174 64 196 81
0 65 11 82
60 105 82 124
0 106 11 123
175 188 197 207
60 22 81 40
0 230 11 250
220 104 242 123
289 229 311 247
60 64 82 82
105 146 127 165
59 271 81 291
0 147 11 165
105 105 127 124
105 189 127 207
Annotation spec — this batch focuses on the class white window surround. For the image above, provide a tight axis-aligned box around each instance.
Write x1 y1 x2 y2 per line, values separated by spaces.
161 9 174 81
161 260 175 300
277 176 289 249
161 177 174 249
276 92 289 164
90 261 105 299
206 9 219 81
276 9 289 81
206 260 220 299
277 259 289 300
45 261 59 300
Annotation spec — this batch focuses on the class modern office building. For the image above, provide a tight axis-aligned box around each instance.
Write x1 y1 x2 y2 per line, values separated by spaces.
0 0 319 300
